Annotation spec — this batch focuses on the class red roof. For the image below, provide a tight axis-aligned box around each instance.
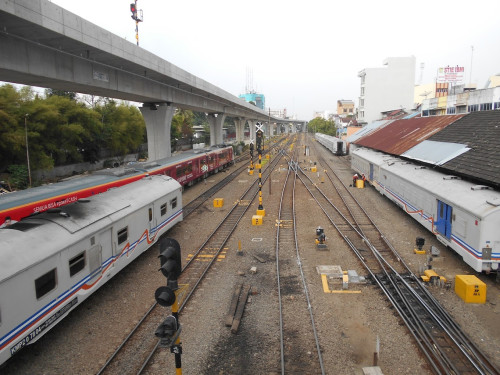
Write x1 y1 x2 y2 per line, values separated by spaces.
354 115 466 155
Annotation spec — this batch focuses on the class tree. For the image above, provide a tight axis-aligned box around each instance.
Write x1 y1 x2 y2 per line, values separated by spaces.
0 85 24 170
45 88 77 101
171 109 194 148
0 84 146 186
96 100 145 157
307 117 337 136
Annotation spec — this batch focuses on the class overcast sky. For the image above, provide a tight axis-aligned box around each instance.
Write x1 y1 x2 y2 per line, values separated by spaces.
50 0 500 120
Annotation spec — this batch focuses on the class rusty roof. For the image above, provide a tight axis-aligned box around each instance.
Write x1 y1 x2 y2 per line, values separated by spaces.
353 115 466 155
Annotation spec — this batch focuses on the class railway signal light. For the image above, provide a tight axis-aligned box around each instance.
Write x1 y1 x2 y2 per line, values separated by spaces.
155 315 181 347
155 286 176 307
130 3 137 20
158 238 181 289
154 237 184 372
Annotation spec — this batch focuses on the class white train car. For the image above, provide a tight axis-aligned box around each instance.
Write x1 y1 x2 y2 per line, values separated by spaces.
315 133 347 155
351 147 500 273
0 175 183 365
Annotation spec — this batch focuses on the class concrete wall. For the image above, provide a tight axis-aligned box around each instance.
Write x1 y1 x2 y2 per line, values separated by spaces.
32 153 139 181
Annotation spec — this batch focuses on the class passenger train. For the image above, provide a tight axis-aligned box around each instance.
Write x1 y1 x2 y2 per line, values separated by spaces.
0 175 183 365
315 133 347 156
0 145 233 227
351 147 500 273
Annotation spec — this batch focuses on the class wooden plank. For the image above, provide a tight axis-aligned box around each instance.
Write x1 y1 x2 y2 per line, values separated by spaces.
231 284 251 334
251 253 266 263
225 283 243 326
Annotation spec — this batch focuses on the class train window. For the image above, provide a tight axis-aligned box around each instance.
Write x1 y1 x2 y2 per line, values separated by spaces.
117 227 128 245
149 208 153 222
69 252 86 277
170 197 177 209
90 236 95 246
35 269 57 299
161 203 167 216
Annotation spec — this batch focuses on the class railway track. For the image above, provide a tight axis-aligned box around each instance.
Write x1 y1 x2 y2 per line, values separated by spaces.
276 147 325 374
183 136 286 218
97 141 288 375
304 138 499 375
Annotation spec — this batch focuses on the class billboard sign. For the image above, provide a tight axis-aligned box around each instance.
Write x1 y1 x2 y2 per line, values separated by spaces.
437 65 465 83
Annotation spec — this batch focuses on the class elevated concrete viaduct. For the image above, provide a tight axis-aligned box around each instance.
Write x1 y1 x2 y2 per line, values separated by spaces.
0 0 306 160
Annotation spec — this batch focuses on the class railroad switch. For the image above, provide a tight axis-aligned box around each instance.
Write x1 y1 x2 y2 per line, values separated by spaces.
420 269 447 283
315 227 327 249
414 237 426 254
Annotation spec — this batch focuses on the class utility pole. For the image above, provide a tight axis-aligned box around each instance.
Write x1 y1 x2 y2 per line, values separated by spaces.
469 45 474 85
24 114 32 187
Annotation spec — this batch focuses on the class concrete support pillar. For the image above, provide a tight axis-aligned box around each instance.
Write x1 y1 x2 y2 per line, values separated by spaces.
234 117 246 143
140 103 175 161
248 120 256 142
208 113 226 146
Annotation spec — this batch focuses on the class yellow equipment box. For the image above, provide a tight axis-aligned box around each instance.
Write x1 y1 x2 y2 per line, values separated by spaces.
255 163 262 169
213 198 224 208
356 179 365 188
252 215 263 226
311 166 317 172
455 275 486 304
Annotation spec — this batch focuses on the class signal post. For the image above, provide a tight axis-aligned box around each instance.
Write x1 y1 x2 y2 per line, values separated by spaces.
256 123 265 217
155 238 183 374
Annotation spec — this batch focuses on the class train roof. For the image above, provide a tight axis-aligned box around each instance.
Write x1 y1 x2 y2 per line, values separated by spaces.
0 175 181 282
353 147 500 219
0 145 229 218
0 172 133 213
128 144 232 171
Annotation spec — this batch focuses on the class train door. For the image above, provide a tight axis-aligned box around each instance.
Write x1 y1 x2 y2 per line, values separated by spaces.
148 204 156 236
436 200 453 239
336 141 343 155
369 163 374 180
98 228 112 258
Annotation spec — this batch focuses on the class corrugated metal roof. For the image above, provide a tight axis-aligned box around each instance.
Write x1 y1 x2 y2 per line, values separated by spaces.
403 111 421 119
353 115 466 155
346 120 394 143
402 140 470 165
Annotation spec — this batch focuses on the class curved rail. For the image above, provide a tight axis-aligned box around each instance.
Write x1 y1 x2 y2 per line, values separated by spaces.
302 138 499 375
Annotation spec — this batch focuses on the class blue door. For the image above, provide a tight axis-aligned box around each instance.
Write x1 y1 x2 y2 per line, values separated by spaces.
369 164 374 180
436 200 452 239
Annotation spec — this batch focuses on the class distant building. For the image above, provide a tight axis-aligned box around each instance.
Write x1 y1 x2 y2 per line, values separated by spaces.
484 74 500 89
337 100 354 116
421 86 500 116
357 56 416 125
239 92 265 110
313 110 335 120
414 83 436 105
269 108 288 119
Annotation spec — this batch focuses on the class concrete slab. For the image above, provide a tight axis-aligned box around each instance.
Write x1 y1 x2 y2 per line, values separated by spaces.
316 265 343 278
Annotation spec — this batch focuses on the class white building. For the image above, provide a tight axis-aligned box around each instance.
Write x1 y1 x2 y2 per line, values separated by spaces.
357 56 416 124
313 110 335 120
